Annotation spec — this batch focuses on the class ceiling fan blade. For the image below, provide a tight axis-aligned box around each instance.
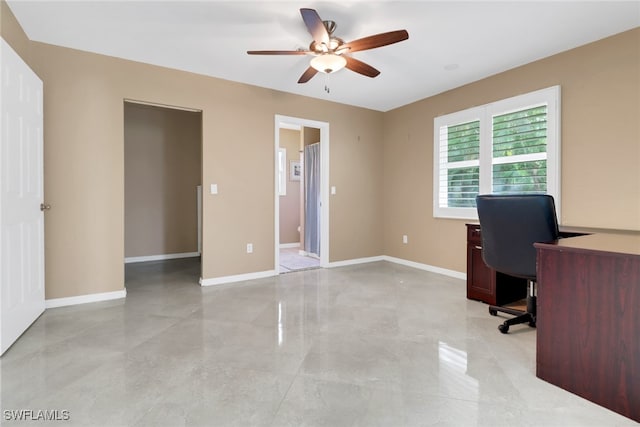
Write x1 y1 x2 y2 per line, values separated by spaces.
345 56 380 78
298 66 319 84
247 50 310 55
300 8 329 44
341 30 409 53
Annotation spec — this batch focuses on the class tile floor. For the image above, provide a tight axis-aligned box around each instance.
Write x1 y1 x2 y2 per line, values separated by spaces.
1 258 635 426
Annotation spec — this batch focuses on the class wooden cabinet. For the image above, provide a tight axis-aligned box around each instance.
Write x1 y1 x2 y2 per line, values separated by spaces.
466 224 494 301
465 224 527 306
535 234 640 423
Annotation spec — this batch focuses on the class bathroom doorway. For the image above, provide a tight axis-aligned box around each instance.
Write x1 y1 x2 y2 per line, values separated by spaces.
274 115 329 273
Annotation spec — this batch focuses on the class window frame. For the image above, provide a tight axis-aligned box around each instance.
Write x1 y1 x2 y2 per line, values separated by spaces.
433 85 561 220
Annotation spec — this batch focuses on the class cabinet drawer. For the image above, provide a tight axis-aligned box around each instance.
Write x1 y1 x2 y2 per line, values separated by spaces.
465 223 526 306
467 224 482 245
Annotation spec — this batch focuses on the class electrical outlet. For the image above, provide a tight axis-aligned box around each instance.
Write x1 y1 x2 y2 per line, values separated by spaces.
246 243 253 253
403 235 408 244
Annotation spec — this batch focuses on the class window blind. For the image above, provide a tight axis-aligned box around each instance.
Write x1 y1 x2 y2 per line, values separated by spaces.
438 120 480 208
432 85 560 219
492 105 548 194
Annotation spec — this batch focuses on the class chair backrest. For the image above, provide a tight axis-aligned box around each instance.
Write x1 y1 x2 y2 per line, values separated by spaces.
476 194 559 280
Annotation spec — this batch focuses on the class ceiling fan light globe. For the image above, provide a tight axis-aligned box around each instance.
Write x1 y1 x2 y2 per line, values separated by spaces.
310 54 347 74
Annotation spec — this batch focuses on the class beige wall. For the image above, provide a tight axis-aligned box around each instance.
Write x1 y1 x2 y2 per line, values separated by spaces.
383 28 640 274
2 1 637 299
279 128 301 245
303 127 321 147
1 1 30 62
124 102 201 258
1 1 384 299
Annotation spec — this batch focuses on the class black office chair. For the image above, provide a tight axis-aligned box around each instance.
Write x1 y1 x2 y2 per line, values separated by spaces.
476 194 559 334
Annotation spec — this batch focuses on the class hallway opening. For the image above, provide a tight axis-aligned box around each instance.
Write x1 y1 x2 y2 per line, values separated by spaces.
124 100 203 286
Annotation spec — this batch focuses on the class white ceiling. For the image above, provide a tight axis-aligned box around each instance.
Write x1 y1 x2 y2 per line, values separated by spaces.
6 1 640 112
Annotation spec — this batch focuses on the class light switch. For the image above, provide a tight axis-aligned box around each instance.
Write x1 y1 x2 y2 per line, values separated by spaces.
331 186 336 195
210 184 218 195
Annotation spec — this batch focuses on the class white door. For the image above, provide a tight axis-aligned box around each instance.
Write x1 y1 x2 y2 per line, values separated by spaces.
0 38 45 356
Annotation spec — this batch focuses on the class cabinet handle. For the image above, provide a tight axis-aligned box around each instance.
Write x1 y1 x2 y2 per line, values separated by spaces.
474 245 482 250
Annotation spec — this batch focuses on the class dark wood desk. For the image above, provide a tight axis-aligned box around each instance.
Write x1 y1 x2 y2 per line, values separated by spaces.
535 233 640 423
465 223 588 306
465 224 527 305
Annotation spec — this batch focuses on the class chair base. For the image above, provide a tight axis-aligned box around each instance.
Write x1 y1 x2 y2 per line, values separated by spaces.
489 280 537 334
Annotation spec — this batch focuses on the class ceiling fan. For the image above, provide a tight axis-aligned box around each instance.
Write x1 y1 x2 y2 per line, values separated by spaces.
247 8 409 84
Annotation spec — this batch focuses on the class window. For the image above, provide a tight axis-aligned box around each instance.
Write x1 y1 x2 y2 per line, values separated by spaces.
434 86 560 219
278 148 287 196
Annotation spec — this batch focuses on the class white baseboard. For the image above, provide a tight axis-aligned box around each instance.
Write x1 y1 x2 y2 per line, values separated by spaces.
200 270 277 287
43 257 461 310
297 250 320 258
46 289 127 309
327 256 386 268
279 243 300 249
383 256 466 280
125 252 200 264
326 255 465 281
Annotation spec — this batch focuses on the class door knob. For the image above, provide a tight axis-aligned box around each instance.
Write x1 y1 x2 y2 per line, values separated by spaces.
40 203 51 211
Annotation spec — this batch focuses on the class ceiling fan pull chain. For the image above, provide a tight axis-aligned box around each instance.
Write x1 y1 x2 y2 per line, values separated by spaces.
325 74 330 94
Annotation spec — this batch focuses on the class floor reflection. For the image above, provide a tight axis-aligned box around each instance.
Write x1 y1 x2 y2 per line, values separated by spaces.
1 259 633 426
439 341 479 402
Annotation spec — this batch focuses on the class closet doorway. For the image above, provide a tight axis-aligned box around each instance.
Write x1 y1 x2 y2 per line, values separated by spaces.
123 100 203 286
275 115 329 273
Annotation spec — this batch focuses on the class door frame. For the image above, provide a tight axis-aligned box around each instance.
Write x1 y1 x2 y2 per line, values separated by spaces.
274 115 329 270
123 99 204 270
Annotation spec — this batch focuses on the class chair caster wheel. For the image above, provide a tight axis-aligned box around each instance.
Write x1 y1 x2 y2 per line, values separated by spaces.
489 308 497 316
498 323 509 334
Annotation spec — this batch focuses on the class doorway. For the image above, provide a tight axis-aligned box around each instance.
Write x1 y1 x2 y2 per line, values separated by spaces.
123 100 203 285
274 115 329 273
